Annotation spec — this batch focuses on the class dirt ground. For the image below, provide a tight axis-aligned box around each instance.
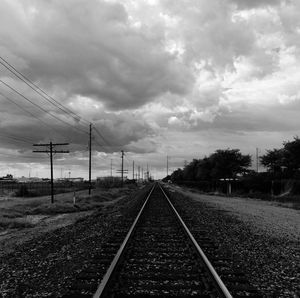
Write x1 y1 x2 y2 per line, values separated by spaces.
0 187 129 258
171 185 300 242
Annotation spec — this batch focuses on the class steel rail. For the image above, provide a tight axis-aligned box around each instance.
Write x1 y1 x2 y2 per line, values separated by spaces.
158 183 233 298
93 183 156 298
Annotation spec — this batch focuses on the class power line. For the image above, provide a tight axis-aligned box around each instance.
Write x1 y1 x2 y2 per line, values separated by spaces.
0 56 90 127
0 91 67 138
93 127 113 147
0 57 124 154
0 133 35 145
0 57 133 178
0 79 88 135
33 142 69 203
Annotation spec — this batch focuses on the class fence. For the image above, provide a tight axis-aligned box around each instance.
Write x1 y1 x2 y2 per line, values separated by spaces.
175 178 300 197
0 181 90 197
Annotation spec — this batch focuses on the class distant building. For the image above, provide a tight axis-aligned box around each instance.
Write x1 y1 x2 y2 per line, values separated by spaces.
96 176 122 182
0 174 16 182
56 177 84 183
17 176 43 183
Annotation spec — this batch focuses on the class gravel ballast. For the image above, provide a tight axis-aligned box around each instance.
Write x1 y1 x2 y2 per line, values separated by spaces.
168 185 300 298
1 183 299 297
0 185 151 297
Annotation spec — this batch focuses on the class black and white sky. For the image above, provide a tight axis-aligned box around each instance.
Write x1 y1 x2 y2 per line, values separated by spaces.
1 0 300 179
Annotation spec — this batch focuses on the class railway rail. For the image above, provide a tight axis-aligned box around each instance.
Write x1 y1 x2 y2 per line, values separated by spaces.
64 183 238 297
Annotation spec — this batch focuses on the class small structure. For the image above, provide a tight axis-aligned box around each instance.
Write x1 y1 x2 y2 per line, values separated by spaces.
0 174 16 182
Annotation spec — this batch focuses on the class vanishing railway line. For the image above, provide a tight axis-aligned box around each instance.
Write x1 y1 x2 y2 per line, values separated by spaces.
63 183 259 297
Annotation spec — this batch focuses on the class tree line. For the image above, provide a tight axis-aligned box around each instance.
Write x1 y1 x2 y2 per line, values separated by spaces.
165 137 300 197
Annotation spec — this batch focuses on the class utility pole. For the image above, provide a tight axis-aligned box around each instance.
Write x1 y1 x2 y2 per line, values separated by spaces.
89 123 92 195
33 142 69 204
121 150 124 186
138 166 140 181
167 155 169 176
256 148 259 173
111 159 113 177
146 163 149 181
116 151 128 187
132 160 135 180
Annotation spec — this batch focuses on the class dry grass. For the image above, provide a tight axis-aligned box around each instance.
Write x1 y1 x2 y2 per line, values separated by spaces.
0 187 133 231
0 217 34 229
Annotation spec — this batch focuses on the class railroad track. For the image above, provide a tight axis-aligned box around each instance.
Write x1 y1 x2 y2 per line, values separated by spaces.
63 183 233 297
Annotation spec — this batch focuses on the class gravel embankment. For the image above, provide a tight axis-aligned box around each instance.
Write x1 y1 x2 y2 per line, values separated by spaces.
0 185 151 297
168 185 300 298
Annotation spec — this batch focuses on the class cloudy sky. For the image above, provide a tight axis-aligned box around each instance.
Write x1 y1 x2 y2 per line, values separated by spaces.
1 0 300 179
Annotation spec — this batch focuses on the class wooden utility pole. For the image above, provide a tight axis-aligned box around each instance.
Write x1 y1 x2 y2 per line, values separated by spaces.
33 142 69 203
121 150 124 186
111 159 113 177
117 151 127 186
132 161 135 180
89 123 92 195
146 163 149 181
50 142 54 200
167 155 169 176
256 148 259 173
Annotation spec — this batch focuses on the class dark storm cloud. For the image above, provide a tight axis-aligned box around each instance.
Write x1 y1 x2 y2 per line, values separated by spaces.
230 0 283 9
1 0 300 178
1 0 192 111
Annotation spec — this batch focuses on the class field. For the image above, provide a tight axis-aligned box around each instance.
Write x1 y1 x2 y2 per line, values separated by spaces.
0 185 137 257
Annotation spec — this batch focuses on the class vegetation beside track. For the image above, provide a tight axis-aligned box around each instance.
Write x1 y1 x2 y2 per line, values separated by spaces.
0 184 152 297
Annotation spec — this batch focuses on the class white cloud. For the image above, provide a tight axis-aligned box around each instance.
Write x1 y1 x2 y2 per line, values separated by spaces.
1 0 300 178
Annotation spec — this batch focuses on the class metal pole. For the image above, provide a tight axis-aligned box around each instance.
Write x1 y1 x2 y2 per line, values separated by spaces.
50 141 54 204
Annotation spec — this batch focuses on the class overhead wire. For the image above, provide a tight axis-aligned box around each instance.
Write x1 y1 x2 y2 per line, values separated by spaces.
0 56 132 176
0 79 88 135
0 91 67 139
0 133 35 145
0 56 120 151
93 126 113 148
0 56 90 127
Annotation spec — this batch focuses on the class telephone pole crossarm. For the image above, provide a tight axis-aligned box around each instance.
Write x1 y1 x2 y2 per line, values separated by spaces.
53 150 70 153
33 143 69 146
33 142 69 204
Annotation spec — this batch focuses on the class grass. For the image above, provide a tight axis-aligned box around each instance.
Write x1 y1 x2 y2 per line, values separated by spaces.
0 186 137 231
0 217 34 230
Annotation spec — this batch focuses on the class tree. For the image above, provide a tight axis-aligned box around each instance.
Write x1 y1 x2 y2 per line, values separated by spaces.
260 137 300 177
195 157 213 180
209 149 251 179
182 159 200 180
283 137 300 173
260 148 284 173
171 168 183 182
171 149 251 182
